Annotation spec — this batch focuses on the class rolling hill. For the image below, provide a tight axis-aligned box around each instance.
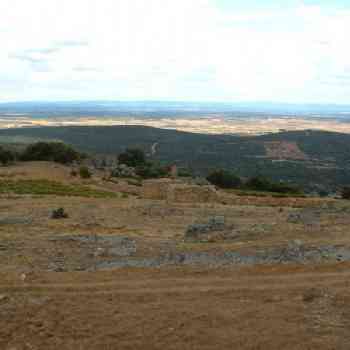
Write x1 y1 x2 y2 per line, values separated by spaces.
0 125 349 192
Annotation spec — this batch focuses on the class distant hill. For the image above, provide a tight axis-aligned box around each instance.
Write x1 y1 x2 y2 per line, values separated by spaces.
0 125 349 192
1 100 350 117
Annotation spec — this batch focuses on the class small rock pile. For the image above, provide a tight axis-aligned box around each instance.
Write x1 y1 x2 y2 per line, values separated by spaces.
185 216 229 242
111 164 136 178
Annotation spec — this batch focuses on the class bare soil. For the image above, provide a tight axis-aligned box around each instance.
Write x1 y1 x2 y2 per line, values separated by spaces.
1 162 350 349
2 265 350 350
264 141 308 160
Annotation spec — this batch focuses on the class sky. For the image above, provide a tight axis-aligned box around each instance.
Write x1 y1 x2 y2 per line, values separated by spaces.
1 0 350 104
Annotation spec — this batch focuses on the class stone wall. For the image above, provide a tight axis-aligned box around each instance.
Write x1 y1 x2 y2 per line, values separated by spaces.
167 184 219 203
141 179 219 203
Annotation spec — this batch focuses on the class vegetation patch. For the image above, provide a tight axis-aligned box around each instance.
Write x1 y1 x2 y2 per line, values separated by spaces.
225 189 306 198
20 142 82 164
0 179 118 198
79 166 92 179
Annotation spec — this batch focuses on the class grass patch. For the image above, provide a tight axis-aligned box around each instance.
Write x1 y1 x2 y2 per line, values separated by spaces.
224 189 306 198
0 179 118 198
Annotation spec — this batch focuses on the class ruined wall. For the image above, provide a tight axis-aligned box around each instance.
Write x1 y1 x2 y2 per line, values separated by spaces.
167 184 219 203
141 179 174 200
141 179 219 203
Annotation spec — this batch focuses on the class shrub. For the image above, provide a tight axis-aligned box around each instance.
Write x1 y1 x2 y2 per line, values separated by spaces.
70 169 78 177
245 176 271 191
245 176 302 195
0 147 15 165
51 208 68 219
318 190 329 197
341 187 350 199
79 166 91 179
206 169 241 189
118 148 146 167
135 163 168 179
178 168 194 178
20 142 81 164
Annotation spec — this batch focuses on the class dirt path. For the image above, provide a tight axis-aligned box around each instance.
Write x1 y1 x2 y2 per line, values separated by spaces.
1 265 350 349
151 142 158 156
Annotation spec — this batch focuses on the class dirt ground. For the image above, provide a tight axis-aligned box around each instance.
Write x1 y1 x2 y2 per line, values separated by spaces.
1 162 350 349
2 265 350 350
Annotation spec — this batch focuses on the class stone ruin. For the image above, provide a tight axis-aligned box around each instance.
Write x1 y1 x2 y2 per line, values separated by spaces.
141 179 219 203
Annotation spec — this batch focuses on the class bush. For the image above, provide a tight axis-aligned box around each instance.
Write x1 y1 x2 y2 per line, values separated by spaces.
206 169 241 189
178 168 194 178
79 166 91 179
118 148 146 167
0 147 15 165
135 163 168 179
245 176 302 194
20 142 81 164
51 207 68 219
245 176 271 191
341 187 350 199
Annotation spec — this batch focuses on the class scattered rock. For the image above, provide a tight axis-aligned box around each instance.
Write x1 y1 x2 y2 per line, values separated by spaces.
287 212 302 223
193 177 210 186
111 164 136 178
287 209 321 228
51 208 68 219
288 239 303 249
95 236 137 257
94 247 106 257
185 216 233 242
91 244 350 270
208 216 225 230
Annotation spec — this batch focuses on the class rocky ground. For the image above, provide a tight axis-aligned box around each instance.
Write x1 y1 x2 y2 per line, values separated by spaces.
1 162 350 349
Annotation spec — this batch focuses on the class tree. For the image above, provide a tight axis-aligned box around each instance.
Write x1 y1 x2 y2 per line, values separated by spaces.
0 147 15 165
206 169 241 189
245 176 302 194
118 148 146 167
245 176 271 191
135 163 168 179
20 142 81 164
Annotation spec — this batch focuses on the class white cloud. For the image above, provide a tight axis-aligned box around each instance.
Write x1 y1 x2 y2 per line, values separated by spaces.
0 0 350 103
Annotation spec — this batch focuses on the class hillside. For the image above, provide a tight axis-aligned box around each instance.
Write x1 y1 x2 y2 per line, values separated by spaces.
1 161 350 349
0 126 349 191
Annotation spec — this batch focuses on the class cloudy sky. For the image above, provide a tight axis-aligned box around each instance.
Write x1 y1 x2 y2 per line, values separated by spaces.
1 0 350 103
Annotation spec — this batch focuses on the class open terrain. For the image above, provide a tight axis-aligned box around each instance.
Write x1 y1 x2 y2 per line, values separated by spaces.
1 162 350 349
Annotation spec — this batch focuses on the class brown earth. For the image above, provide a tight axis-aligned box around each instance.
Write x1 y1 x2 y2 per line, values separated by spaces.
1 162 350 349
1 265 350 350
264 141 308 160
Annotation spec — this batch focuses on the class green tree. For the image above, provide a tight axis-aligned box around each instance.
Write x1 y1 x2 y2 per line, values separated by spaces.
118 148 146 167
21 142 81 164
206 169 241 189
